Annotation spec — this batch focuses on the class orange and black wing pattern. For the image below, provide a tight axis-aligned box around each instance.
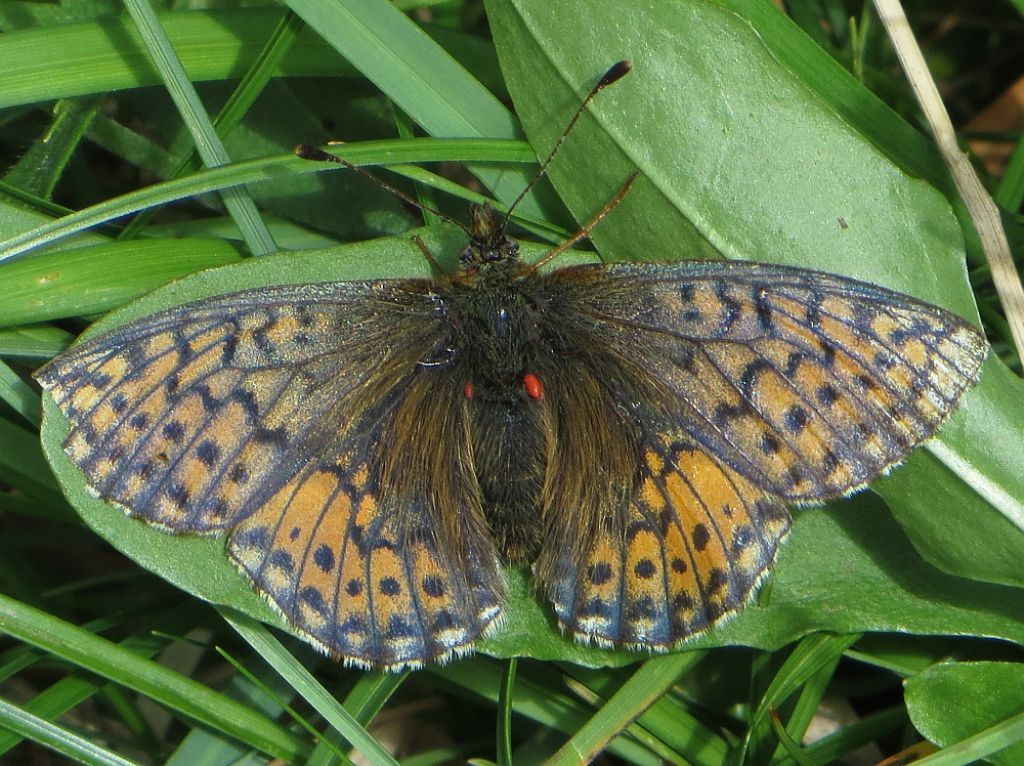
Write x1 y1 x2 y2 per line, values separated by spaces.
227 413 504 668
538 260 986 647
541 425 790 648
561 261 987 501
35 281 505 669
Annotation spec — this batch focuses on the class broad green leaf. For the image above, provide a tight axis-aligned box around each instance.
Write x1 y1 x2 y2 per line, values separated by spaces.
905 662 1024 766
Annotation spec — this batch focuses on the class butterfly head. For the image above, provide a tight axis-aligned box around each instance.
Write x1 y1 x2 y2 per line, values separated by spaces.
459 203 520 270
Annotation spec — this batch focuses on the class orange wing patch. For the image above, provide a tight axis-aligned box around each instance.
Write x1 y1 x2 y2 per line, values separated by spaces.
545 435 790 649
227 453 504 669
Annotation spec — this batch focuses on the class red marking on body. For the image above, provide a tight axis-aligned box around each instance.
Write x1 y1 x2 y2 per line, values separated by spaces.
463 382 474 399
523 373 544 400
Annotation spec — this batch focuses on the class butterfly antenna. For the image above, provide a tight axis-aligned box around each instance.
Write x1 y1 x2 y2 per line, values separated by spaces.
294 143 472 237
502 59 632 231
530 170 639 272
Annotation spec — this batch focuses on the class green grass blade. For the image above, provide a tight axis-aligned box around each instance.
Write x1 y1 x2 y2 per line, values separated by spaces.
768 707 817 766
434 659 660 765
221 607 400 766
0 9 498 112
121 0 276 256
547 653 703 765
497 658 516 766
0 138 534 264
0 417 61 501
0 612 193 758
306 670 408 765
120 9 307 241
0 360 39 428
0 238 244 327
0 326 74 362
0 593 309 763
775 707 908 766
737 634 861 764
281 0 546 213
0 696 139 766
2 96 104 199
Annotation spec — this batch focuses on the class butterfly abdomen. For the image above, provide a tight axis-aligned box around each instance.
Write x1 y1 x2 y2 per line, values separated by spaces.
470 396 547 562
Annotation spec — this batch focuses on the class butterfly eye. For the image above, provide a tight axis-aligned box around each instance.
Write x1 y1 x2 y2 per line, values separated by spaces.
523 373 544 400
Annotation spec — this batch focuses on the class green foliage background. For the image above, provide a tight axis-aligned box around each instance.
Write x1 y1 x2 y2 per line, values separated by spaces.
0 1 1022 764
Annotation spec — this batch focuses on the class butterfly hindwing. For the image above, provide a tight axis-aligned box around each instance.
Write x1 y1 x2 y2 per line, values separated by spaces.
228 424 504 669
541 429 790 647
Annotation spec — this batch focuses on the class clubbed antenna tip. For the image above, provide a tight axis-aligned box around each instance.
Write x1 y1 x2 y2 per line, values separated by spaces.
599 60 632 89
294 144 340 163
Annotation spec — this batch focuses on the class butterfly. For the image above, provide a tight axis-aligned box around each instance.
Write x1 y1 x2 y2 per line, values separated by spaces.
34 185 988 669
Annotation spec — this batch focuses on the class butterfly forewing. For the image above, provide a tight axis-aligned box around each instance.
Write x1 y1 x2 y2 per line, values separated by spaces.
39 283 403 528
551 261 988 500
36 279 506 668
